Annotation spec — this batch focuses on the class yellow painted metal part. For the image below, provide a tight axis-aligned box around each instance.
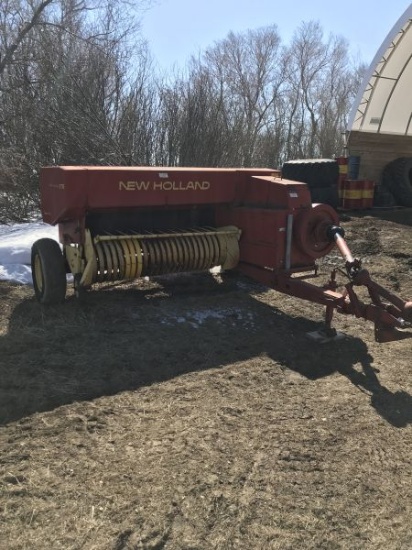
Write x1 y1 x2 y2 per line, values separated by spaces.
33 255 43 292
65 244 84 275
120 238 133 280
80 230 97 286
88 226 241 284
216 226 241 270
64 231 97 288
66 227 241 287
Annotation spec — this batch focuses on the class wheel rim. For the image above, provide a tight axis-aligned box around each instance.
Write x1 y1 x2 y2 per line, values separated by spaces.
33 254 44 293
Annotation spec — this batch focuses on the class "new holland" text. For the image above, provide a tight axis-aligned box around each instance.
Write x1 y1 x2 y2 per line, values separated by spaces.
119 180 211 191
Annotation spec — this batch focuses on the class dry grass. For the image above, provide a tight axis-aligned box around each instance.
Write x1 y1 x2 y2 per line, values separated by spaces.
1 211 412 549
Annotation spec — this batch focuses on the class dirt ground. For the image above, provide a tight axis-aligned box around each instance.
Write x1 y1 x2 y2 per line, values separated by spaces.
1 209 412 550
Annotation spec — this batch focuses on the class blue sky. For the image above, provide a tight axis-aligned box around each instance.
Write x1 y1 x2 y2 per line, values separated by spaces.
141 0 411 71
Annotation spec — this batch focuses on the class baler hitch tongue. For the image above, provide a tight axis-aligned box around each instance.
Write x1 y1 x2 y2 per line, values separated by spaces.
326 224 412 342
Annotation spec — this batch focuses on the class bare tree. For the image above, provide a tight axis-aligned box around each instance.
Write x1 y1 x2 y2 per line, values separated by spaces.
0 0 152 220
153 23 363 169
114 46 158 165
0 0 54 78
285 21 363 159
203 26 286 166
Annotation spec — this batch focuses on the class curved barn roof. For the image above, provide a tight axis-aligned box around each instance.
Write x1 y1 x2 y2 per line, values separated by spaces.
348 4 412 135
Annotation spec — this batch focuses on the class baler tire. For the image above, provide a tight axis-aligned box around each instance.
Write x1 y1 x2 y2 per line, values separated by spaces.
310 186 340 207
31 238 67 304
383 157 412 207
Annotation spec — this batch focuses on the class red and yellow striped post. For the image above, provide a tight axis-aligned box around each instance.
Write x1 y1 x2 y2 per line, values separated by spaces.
335 157 348 205
342 180 364 209
362 180 375 208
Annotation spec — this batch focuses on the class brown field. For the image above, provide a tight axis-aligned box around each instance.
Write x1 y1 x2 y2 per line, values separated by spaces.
1 210 412 549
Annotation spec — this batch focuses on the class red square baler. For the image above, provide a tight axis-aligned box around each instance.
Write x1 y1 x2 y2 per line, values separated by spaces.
32 166 412 341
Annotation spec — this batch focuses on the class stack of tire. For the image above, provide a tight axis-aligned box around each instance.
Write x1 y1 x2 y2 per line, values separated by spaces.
380 157 412 207
281 159 339 207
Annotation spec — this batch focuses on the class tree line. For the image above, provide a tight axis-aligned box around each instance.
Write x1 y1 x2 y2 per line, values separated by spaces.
0 0 366 221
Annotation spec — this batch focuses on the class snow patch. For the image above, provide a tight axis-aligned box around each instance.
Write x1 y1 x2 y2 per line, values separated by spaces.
0 222 59 285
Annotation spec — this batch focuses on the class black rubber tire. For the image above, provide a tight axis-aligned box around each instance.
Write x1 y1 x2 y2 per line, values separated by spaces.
31 238 67 304
282 159 339 189
382 157 412 207
373 182 397 207
310 186 340 208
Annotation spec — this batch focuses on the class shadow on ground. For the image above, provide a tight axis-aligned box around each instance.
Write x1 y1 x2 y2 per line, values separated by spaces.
337 355 412 428
1 273 411 428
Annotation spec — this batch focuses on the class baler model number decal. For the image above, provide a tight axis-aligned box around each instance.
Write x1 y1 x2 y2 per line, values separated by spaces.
119 180 211 191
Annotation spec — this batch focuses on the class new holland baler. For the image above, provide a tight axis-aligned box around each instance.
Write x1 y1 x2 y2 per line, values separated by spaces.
32 166 412 342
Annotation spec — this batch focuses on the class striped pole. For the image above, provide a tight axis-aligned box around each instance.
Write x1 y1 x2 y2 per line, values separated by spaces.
335 157 348 205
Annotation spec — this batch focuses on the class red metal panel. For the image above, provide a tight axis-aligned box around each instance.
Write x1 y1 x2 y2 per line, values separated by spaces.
40 167 88 225
233 168 280 199
239 176 312 209
232 208 287 269
218 206 316 271
86 167 238 209
42 166 281 224
267 178 312 209
40 166 286 226
238 176 272 204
